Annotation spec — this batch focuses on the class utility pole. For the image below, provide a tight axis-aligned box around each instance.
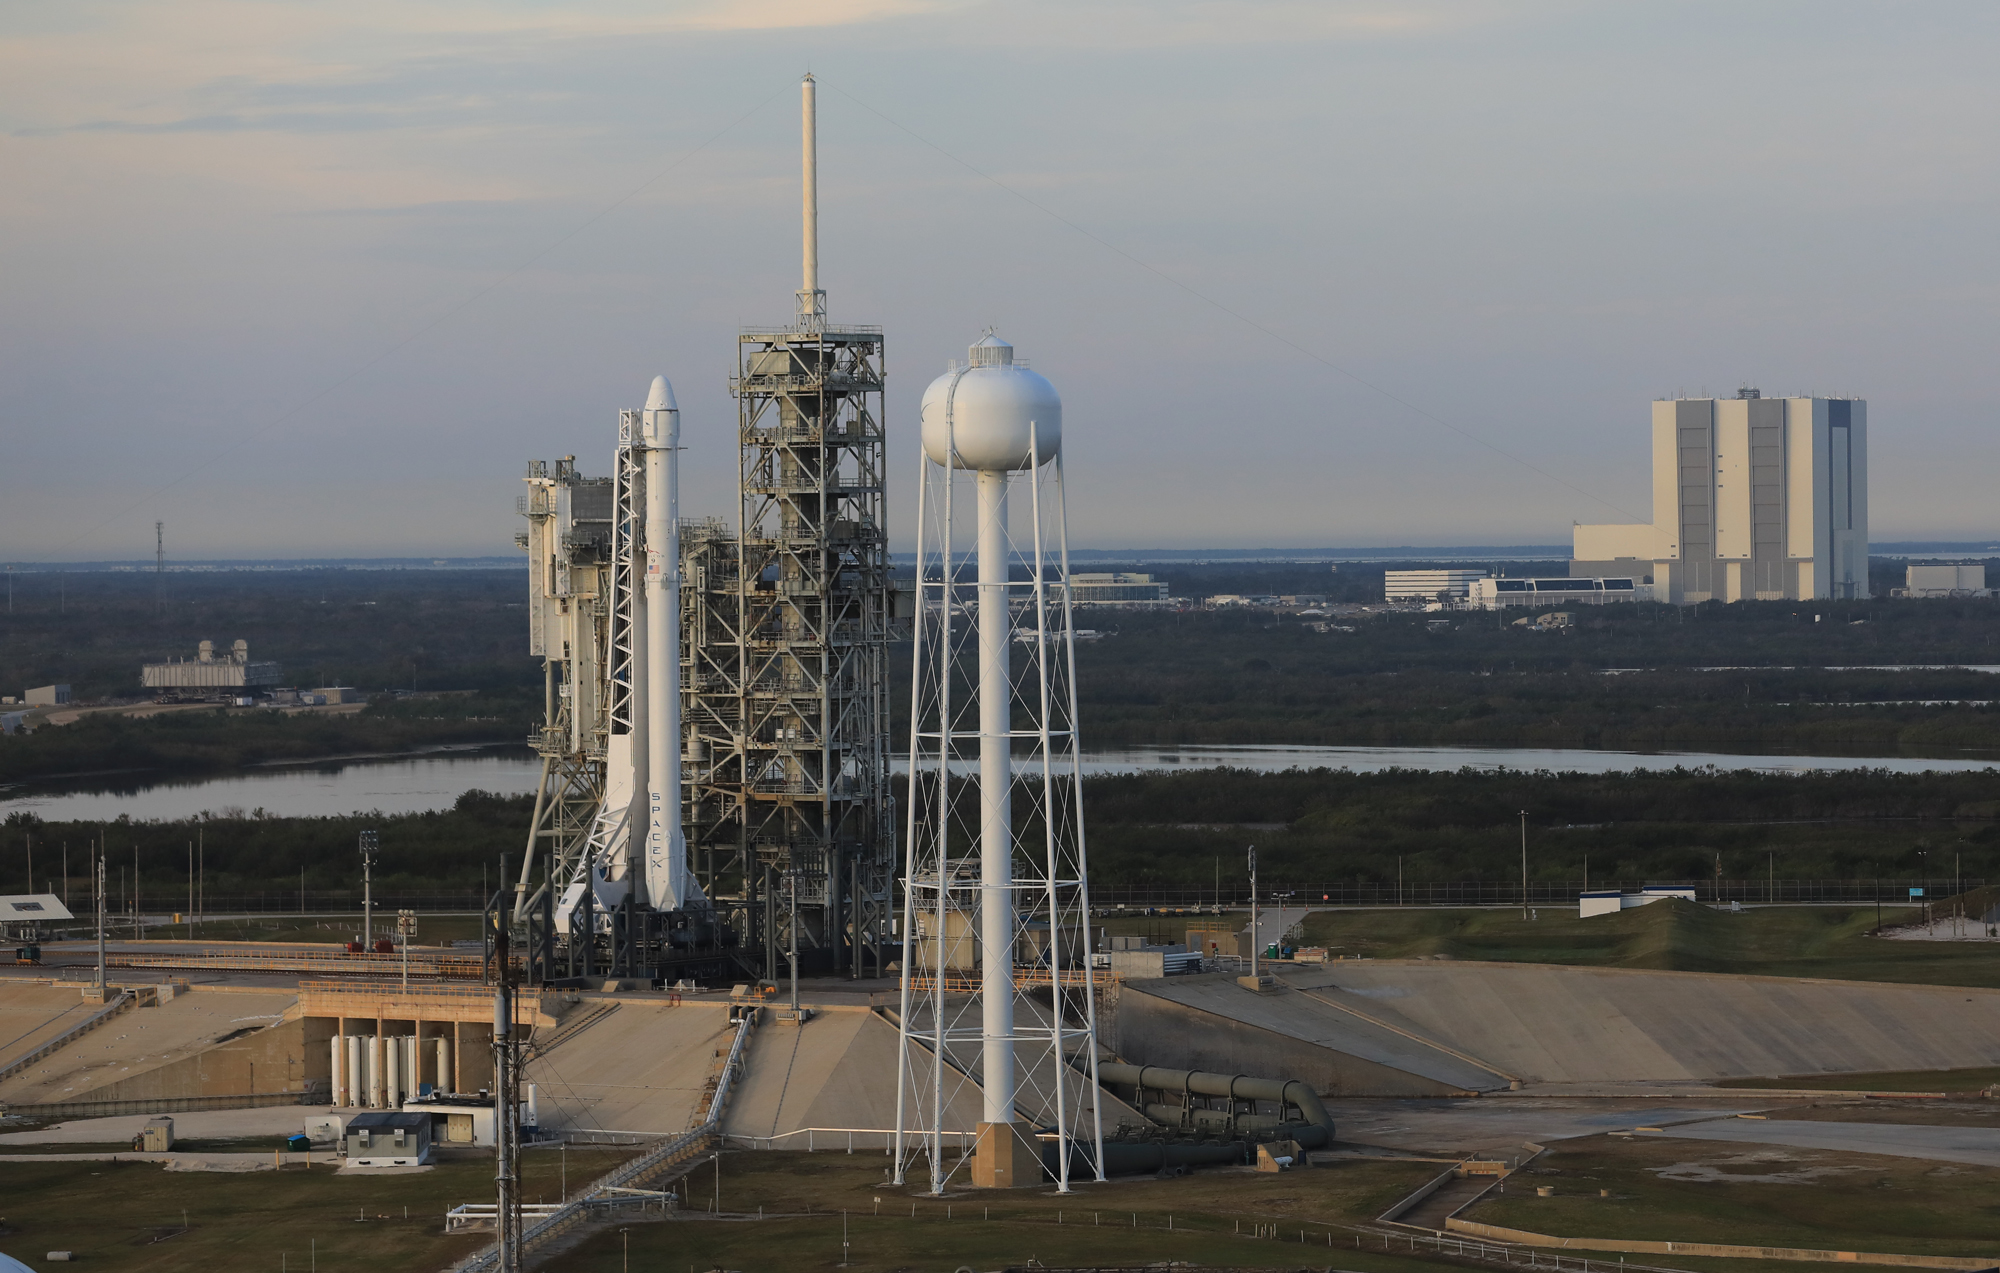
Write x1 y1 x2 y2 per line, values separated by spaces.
155 522 165 617
95 849 107 991
1520 811 1529 920
1248 845 1259 980
359 829 379 948
187 841 194 939
492 918 522 1273
398 910 416 992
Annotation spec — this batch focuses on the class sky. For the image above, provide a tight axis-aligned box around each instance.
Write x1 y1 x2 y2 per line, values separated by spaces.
2 0 1997 560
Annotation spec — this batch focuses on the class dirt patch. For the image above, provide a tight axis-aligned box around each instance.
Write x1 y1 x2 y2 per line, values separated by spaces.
1652 1149 1864 1185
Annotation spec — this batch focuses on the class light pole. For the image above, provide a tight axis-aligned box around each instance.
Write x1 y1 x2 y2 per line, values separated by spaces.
398 910 416 992
359 829 379 949
1247 845 1260 984
1520 810 1529 921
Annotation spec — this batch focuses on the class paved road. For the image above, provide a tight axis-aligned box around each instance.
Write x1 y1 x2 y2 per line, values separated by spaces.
1640 1118 2000 1168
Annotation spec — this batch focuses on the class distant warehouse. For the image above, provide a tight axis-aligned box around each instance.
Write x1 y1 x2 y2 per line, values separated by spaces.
1068 572 1170 605
142 640 282 693
1384 570 1487 602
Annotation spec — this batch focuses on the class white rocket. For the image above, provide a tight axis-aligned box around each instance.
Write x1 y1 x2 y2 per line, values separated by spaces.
637 374 704 912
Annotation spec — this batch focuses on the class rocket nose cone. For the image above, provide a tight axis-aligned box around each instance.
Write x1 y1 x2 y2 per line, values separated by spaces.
645 375 677 412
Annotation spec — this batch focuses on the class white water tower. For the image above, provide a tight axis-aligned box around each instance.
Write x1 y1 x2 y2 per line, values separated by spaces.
895 333 1104 1193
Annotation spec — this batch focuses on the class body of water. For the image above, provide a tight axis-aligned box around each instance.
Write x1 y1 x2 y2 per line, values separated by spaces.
4 742 1998 822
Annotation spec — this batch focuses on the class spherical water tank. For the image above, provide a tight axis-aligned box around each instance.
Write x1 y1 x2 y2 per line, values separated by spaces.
921 334 1061 471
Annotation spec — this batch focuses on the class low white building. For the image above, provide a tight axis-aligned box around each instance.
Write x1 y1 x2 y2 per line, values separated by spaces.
1469 576 1654 610
1579 886 1698 918
1900 563 1990 598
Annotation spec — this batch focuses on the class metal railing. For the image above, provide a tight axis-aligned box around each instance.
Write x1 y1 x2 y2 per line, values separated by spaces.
1090 878 1987 910
454 1007 757 1273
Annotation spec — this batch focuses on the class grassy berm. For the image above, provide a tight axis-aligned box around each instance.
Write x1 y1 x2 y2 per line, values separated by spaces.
1470 1133 2000 1258
1293 898 2000 987
553 1149 1451 1273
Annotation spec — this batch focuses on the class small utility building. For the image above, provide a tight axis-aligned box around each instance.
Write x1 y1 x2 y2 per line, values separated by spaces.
342 1111 433 1166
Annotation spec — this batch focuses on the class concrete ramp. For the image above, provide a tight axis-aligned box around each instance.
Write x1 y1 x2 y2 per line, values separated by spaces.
725 1007 986 1149
1118 974 1508 1097
0 986 298 1106
525 1000 728 1135
1291 961 2000 1085
0 984 102 1075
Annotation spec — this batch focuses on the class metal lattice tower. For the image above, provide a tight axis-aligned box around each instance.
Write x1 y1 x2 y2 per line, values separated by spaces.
895 334 1104 1193
683 322 891 977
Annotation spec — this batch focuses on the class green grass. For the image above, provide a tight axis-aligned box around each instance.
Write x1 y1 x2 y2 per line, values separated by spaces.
1715 1067 2000 1092
1469 1134 2000 1257
556 1150 1451 1273
1292 899 2000 987
0 1145 635 1270
169 914 487 945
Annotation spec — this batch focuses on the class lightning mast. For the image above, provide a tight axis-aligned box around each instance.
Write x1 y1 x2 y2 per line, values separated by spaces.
684 74 892 980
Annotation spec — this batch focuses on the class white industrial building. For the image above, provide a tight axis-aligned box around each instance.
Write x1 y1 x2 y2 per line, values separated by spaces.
1068 572 1170 605
142 640 283 692
1384 569 1489 602
1468 576 1653 609
1572 391 1868 603
1899 563 1990 598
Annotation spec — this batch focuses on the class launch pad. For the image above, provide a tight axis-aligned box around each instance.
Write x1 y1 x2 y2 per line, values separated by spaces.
508 75 891 986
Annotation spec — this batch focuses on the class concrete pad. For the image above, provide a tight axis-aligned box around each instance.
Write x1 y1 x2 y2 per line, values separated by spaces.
524 1001 726 1136
0 986 298 1105
1640 1118 2000 1168
1286 961 2000 1084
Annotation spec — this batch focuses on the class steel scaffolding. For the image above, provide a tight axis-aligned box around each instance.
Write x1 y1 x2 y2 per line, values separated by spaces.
682 322 893 980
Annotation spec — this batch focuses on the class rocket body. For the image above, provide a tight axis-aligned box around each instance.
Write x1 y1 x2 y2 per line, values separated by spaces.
639 376 701 911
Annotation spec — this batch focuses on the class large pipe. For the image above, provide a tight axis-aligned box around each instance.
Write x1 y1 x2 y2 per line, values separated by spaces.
1096 1062 1336 1146
977 469 1013 1126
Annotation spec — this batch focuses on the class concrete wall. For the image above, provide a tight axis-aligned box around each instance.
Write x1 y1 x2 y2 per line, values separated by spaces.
73 1015 334 1104
1117 988 1464 1098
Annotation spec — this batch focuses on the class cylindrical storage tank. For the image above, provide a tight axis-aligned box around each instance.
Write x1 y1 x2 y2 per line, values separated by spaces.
345 1035 363 1108
437 1037 452 1093
920 335 1061 472
364 1035 380 1108
330 1037 345 1107
385 1036 402 1106
525 1083 539 1131
407 1036 421 1097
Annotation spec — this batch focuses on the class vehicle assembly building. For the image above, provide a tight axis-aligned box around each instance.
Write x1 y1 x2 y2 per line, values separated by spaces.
1572 389 1869 602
